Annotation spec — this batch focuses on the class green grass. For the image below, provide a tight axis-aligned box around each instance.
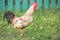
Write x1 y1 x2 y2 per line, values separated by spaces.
0 9 60 40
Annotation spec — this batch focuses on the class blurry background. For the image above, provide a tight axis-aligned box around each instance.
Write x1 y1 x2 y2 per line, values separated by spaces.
0 0 60 40
0 0 60 12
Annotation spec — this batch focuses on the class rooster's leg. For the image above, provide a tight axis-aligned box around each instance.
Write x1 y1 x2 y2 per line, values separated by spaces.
19 29 24 36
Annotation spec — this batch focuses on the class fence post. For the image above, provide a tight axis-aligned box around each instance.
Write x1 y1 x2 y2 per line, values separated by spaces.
58 0 60 9
13 0 15 11
35 0 37 2
42 0 44 10
56 0 58 8
20 0 23 11
49 0 51 10
28 0 30 9
5 0 8 11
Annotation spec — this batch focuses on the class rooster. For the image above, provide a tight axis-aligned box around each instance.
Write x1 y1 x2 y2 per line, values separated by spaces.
4 2 38 35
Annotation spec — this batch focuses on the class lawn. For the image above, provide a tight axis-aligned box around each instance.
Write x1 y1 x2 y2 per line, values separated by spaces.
0 9 60 40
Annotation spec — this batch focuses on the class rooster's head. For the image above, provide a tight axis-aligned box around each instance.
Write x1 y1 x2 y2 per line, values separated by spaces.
33 2 38 10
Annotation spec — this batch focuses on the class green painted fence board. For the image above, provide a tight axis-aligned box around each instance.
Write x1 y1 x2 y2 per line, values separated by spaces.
0 0 5 11
58 0 60 9
30 0 35 6
8 0 13 11
51 0 55 9
37 0 42 9
22 0 28 11
44 0 49 8
0 0 2 10
15 0 20 11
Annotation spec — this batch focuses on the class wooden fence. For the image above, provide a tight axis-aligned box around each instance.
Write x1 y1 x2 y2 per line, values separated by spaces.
0 0 60 11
